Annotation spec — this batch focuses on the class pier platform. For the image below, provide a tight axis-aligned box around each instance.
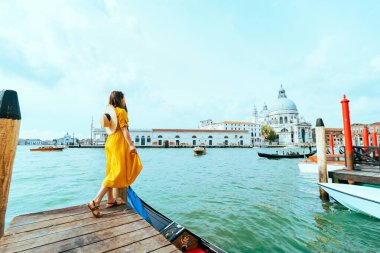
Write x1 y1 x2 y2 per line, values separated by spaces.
0 202 181 253
328 168 380 185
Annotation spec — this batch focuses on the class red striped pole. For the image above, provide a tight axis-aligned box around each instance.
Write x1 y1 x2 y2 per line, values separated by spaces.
341 95 354 172
329 132 335 155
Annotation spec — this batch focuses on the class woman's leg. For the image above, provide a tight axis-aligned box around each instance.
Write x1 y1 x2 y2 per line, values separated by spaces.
94 186 109 205
106 188 114 203
88 186 109 217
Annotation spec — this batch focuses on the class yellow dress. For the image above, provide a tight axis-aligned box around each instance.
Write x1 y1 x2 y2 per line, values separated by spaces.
103 107 143 188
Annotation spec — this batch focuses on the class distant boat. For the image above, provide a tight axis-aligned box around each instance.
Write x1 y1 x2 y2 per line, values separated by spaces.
127 187 226 253
30 146 64 152
257 150 316 159
319 183 380 219
194 146 206 156
298 154 345 173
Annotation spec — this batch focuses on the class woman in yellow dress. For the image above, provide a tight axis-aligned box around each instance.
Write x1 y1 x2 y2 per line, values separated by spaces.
88 91 143 218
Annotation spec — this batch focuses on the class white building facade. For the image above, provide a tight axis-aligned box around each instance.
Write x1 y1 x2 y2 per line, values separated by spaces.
93 128 251 147
199 120 261 145
258 86 313 145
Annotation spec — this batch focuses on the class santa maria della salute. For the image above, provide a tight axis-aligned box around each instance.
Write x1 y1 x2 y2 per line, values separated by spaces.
92 86 313 147
255 85 313 145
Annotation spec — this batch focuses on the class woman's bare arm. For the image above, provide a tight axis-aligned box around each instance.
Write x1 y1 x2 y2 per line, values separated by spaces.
121 127 136 152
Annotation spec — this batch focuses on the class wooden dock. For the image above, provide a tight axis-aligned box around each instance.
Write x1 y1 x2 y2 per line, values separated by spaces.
329 168 380 185
0 203 181 253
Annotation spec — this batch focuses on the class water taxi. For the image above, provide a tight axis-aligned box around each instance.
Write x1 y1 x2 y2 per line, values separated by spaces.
194 147 206 156
30 146 64 152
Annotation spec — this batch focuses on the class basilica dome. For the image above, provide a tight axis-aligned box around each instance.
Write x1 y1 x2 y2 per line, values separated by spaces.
270 86 298 112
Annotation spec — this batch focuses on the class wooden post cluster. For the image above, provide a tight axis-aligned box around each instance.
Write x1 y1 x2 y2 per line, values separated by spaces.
0 90 21 237
315 118 329 201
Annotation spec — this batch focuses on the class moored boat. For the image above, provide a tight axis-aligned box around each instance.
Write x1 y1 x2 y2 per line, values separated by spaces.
257 150 316 159
297 154 345 173
194 146 206 156
318 183 380 219
127 187 226 253
30 146 64 151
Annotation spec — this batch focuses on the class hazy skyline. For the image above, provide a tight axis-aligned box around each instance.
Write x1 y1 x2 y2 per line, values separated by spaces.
1 1 380 139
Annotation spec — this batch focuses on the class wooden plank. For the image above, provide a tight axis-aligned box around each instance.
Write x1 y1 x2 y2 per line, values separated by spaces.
108 234 181 253
66 225 159 253
5 205 129 236
9 204 90 228
25 219 151 253
149 244 182 253
0 213 142 252
1 209 133 244
329 169 380 185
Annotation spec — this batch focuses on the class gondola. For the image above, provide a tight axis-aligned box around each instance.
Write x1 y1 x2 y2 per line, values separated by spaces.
257 150 316 159
127 187 226 253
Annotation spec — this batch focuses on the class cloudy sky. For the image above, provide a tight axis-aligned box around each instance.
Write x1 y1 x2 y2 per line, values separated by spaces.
1 0 380 139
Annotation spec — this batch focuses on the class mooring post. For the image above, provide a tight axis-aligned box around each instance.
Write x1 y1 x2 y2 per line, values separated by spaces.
316 118 329 201
0 90 21 237
372 132 378 158
363 127 369 151
113 188 127 203
329 132 335 155
341 95 354 174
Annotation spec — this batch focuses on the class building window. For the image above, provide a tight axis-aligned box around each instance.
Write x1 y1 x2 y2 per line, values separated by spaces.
280 117 283 124
135 136 140 142
147 136 151 142
209 140 212 145
158 135 163 138
175 135 180 138
285 117 288 123
192 135 196 138
158 140 162 145
193 140 196 146
208 136 213 138
224 136 228 139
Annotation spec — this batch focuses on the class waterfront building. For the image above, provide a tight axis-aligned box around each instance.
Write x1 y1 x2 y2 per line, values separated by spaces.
258 86 313 145
93 128 251 147
25 139 43 145
351 122 380 146
199 120 261 145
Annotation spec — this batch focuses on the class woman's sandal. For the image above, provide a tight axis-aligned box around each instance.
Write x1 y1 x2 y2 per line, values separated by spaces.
106 198 126 208
87 200 102 218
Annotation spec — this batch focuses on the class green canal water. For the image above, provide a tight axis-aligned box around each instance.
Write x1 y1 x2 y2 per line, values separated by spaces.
6 146 380 252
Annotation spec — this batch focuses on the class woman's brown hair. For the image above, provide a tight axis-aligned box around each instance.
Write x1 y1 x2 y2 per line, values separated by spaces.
109 91 127 111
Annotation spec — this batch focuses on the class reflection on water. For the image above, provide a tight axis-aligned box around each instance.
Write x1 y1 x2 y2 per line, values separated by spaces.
7 146 380 252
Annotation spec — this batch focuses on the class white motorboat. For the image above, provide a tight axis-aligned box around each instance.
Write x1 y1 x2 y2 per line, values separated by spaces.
298 162 345 174
298 154 345 174
318 183 380 219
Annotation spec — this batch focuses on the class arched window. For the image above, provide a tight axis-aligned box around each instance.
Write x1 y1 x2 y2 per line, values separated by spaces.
192 135 197 138
175 135 180 138
147 136 151 142
285 117 288 123
135 136 140 142
158 135 163 138
240 136 243 139
224 136 228 139
208 136 213 138
280 117 283 124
